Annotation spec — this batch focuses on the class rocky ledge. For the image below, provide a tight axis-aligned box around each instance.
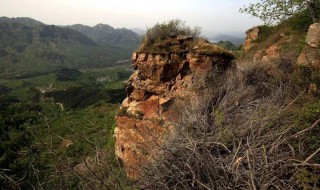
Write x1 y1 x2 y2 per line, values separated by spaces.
114 36 234 178
297 23 320 68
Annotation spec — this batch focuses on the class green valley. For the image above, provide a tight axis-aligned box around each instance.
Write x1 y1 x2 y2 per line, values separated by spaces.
0 17 135 79
0 65 134 189
0 17 135 189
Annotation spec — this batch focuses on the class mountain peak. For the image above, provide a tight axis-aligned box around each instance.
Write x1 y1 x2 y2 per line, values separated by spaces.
0 16 44 27
67 23 141 47
94 23 113 29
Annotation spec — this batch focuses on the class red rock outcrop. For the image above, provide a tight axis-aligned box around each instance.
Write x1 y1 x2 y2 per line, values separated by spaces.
296 23 320 94
251 32 292 64
114 37 234 178
244 26 260 51
297 23 320 68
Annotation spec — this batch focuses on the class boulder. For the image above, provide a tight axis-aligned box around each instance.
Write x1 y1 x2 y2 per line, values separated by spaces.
177 35 192 42
306 23 320 48
297 48 320 68
295 23 320 95
297 23 320 68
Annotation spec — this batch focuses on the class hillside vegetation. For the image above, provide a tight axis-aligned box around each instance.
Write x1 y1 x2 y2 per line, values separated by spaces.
0 18 133 79
66 24 141 48
117 16 320 190
0 17 136 189
0 65 134 189
0 7 319 189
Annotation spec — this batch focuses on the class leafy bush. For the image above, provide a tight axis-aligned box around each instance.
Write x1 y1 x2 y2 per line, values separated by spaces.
287 9 314 32
240 0 320 24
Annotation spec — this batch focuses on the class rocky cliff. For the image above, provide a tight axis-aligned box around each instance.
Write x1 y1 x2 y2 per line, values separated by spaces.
114 36 234 178
244 26 260 51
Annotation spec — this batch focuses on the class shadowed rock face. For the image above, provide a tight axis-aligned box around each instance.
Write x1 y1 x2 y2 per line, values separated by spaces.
114 36 234 178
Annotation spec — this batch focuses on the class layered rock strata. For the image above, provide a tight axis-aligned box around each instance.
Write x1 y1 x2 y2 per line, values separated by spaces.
114 36 234 178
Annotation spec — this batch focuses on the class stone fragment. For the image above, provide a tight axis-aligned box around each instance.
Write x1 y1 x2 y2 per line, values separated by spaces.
177 35 192 42
297 23 320 68
306 23 320 48
192 45 199 50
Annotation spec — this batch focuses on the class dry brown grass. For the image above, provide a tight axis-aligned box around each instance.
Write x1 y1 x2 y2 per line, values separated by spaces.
135 60 320 189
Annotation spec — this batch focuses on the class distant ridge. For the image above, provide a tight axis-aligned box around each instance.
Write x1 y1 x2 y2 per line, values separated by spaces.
0 17 133 78
0 16 44 27
209 33 245 46
0 17 141 49
0 18 96 46
66 24 141 47
130 28 146 36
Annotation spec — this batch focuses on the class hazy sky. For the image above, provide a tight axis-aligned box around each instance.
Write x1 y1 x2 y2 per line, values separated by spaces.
0 0 263 37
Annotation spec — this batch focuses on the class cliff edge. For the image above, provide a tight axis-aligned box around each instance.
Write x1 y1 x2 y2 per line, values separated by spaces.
114 35 234 178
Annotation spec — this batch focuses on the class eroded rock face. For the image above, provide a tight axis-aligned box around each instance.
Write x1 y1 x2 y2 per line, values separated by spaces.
244 26 260 51
297 23 320 68
114 37 234 178
251 32 292 64
296 23 320 94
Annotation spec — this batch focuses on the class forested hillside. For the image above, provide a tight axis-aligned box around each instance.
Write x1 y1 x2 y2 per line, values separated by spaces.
0 18 133 79
66 24 141 48
0 17 135 189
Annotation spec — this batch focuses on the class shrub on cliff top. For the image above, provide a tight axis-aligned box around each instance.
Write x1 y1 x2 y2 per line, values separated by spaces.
139 19 201 51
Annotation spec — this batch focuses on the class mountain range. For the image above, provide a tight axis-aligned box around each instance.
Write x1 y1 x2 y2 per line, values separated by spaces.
65 24 141 47
0 16 142 47
0 17 138 79
208 33 245 46
0 16 246 79
0 16 44 27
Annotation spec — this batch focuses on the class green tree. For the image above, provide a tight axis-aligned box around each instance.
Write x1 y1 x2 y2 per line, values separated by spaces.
307 0 320 22
240 0 320 24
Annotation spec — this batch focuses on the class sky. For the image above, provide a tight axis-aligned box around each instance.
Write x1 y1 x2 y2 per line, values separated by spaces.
0 0 263 37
